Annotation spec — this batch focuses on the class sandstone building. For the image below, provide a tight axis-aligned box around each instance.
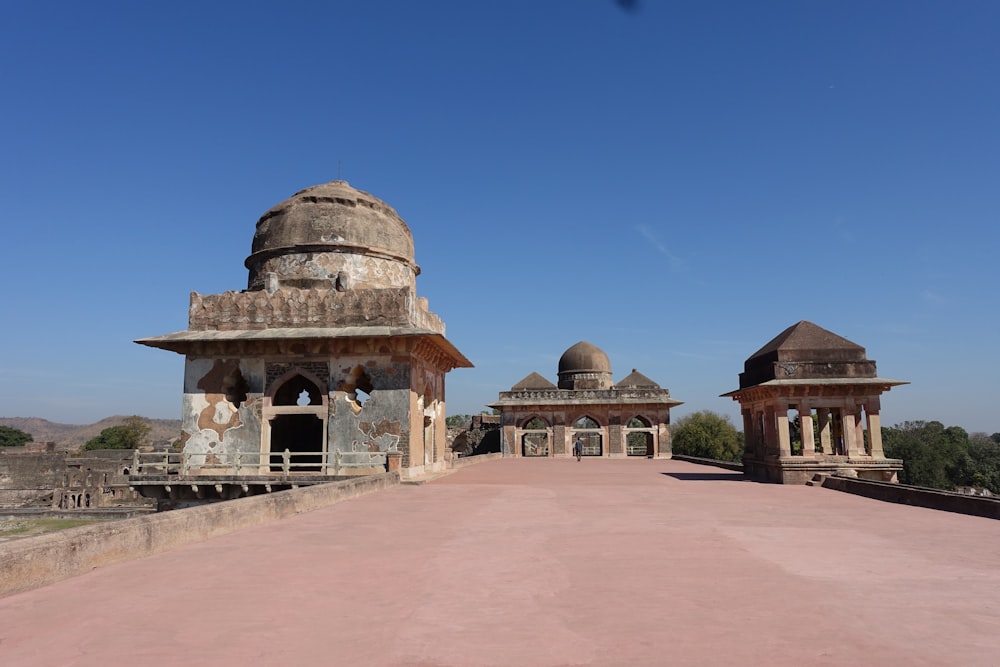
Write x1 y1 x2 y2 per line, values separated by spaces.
723 321 906 484
136 181 471 495
490 341 681 458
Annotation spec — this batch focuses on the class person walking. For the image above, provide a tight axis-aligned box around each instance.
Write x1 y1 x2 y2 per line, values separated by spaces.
573 438 583 462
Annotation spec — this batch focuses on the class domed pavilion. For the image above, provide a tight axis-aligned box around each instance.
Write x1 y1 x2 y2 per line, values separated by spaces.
490 341 682 458
135 181 471 499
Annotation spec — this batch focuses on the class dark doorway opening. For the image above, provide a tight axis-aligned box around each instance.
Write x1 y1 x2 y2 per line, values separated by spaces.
269 414 324 472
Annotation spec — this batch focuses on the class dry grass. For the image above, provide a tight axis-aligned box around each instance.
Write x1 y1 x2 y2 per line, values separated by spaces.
0 518 104 543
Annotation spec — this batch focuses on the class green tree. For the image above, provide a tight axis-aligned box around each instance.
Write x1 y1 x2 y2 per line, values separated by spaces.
671 411 743 462
957 433 1000 494
84 416 151 451
0 425 33 447
881 421 970 490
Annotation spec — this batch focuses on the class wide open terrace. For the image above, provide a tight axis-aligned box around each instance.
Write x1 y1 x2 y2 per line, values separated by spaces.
1 457 997 666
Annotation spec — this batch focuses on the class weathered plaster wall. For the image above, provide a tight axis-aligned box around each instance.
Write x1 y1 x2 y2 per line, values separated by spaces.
1 451 152 510
327 356 409 459
178 354 425 469
181 358 264 465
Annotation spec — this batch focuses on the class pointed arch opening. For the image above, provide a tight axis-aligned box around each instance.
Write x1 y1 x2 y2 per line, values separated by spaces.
520 416 550 457
625 414 655 457
572 415 603 456
263 370 328 473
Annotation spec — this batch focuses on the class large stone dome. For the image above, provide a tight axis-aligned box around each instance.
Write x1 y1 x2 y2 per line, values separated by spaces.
558 341 613 390
245 181 418 291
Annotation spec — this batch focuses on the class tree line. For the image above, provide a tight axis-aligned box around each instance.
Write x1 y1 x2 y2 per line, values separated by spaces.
0 416 151 451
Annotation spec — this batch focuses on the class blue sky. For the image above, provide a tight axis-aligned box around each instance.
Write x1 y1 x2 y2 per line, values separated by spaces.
1 1 998 433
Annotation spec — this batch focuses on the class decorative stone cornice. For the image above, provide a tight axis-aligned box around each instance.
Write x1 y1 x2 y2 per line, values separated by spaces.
493 388 682 407
188 287 417 331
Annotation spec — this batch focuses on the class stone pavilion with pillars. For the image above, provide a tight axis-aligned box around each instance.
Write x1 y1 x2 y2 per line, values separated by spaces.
722 321 906 484
136 181 471 496
490 341 682 459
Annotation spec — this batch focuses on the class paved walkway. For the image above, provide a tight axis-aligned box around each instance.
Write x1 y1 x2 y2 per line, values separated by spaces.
1 458 999 666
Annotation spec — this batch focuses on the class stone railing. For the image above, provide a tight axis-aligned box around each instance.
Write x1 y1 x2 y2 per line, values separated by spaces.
131 449 388 477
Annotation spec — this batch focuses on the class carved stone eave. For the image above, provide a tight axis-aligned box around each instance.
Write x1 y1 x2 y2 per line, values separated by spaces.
721 377 909 402
134 327 472 370
411 337 474 373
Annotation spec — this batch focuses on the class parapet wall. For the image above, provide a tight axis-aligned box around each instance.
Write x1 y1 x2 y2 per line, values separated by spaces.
0 473 399 598
820 475 1000 520
450 452 503 469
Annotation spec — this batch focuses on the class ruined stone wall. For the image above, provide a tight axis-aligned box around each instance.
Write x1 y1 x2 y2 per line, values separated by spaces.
55 451 153 510
0 452 65 508
0 450 152 510
454 418 502 457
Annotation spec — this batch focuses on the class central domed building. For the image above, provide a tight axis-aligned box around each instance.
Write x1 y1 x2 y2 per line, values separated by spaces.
136 181 471 496
490 341 682 458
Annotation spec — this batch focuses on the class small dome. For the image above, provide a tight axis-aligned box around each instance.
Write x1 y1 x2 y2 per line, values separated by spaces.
557 341 613 390
245 181 417 289
558 341 612 375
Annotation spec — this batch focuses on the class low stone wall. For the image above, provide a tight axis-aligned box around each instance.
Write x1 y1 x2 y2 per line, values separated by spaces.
820 475 1000 520
670 455 744 472
450 452 503 469
0 473 399 598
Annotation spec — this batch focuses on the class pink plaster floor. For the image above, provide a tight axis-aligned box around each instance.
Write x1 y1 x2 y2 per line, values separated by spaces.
1 458 999 666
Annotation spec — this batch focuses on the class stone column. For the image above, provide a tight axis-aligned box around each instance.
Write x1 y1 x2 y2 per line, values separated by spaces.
763 406 778 459
754 409 766 458
553 424 567 457
817 408 832 455
798 401 815 458
741 409 754 459
608 423 625 457
502 424 517 457
658 419 672 458
843 408 863 457
775 403 792 458
865 398 885 457
854 404 867 456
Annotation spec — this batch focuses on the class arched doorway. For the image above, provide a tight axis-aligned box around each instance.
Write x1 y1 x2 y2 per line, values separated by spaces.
520 416 550 457
625 415 655 457
264 371 327 472
572 415 603 456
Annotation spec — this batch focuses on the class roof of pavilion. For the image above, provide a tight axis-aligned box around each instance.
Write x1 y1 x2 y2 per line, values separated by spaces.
135 326 473 367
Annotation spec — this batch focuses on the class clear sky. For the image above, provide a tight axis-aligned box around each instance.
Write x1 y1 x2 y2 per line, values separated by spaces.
1 1 998 433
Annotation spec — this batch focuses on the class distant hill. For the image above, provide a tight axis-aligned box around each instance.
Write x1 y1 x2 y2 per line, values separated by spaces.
0 416 182 451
